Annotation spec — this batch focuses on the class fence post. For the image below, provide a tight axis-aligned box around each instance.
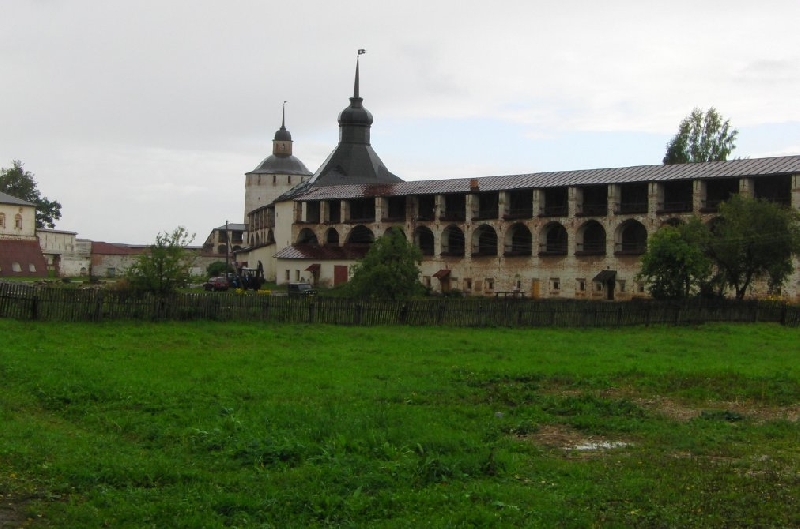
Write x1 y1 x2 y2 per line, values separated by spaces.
31 295 38 320
95 291 104 322
308 301 316 324
780 303 788 326
399 303 408 325
354 303 362 325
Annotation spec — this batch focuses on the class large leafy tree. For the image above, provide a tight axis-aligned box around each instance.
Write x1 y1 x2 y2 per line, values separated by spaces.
638 217 713 299
663 107 738 165
706 195 800 299
126 227 197 295
346 227 423 300
0 160 62 228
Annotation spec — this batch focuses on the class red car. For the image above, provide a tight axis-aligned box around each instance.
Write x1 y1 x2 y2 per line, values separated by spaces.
203 277 230 292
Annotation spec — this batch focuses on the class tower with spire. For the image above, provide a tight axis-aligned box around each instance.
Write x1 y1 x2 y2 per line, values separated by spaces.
309 52 403 187
243 104 313 223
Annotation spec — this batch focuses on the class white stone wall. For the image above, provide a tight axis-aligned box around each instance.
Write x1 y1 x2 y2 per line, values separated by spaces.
0 202 37 239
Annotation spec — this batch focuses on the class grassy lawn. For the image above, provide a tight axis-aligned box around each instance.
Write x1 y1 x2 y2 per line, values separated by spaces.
0 321 797 528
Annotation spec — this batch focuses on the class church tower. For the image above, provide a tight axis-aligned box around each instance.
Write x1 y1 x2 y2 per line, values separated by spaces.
243 105 312 222
309 54 403 187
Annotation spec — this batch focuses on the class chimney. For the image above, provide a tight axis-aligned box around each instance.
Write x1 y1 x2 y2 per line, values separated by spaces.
470 178 479 191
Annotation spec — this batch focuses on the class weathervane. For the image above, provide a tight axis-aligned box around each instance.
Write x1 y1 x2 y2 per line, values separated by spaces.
354 49 366 99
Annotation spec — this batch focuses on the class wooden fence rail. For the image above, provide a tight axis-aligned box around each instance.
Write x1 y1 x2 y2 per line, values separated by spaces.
1 282 798 327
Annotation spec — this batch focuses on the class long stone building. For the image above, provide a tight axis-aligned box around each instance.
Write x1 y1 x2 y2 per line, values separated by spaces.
236 63 800 300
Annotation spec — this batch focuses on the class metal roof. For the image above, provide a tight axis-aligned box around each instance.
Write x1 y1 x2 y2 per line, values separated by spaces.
248 154 312 176
293 155 800 201
0 190 35 207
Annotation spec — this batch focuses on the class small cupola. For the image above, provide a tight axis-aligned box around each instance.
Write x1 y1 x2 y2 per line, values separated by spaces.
273 102 293 156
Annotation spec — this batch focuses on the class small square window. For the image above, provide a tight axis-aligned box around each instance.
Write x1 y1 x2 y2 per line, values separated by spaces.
486 278 494 291
550 278 560 291
577 279 586 291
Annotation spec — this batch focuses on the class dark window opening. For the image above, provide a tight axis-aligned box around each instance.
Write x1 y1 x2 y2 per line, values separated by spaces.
505 189 533 219
384 196 407 221
658 181 693 213
618 183 649 214
415 227 435 256
539 223 568 255
616 221 648 254
472 226 498 257
348 198 375 223
440 194 466 221
325 228 339 245
702 178 739 212
577 185 608 216
577 222 606 255
754 175 792 206
472 191 499 220
346 225 374 246
327 200 341 223
297 228 318 245
416 195 436 221
305 201 321 223
504 224 532 256
442 226 465 257
540 187 568 217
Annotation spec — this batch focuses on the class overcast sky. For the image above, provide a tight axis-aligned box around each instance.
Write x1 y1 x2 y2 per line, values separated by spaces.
2 0 799 244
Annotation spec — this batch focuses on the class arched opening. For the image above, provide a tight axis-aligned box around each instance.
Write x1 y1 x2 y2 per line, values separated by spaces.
441 225 465 257
472 225 498 256
616 220 648 255
539 222 567 255
384 227 406 240
414 226 435 256
345 225 374 246
577 221 606 255
267 229 275 244
325 228 340 245
504 223 532 256
296 228 319 245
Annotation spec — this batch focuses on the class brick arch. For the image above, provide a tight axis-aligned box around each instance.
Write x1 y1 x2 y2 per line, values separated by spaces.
539 221 567 255
577 220 606 255
503 222 532 256
297 227 319 245
345 225 374 245
441 224 465 257
471 224 498 256
325 227 340 245
414 226 435 256
616 219 647 255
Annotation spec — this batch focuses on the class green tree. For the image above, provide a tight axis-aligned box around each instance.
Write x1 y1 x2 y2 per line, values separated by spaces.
345 227 423 300
706 195 800 299
638 218 713 299
663 108 738 165
126 227 197 295
0 160 62 228
207 261 233 278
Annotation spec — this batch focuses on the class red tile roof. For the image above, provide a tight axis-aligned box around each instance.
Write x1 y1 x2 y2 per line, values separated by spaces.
0 239 49 277
274 244 369 260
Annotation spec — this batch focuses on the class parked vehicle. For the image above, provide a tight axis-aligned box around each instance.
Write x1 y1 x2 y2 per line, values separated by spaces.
288 282 316 296
203 276 230 292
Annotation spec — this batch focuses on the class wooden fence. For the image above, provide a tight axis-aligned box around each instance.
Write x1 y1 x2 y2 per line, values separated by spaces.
3 282 799 327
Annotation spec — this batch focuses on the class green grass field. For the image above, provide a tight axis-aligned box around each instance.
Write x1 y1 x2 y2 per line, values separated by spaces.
0 321 797 528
